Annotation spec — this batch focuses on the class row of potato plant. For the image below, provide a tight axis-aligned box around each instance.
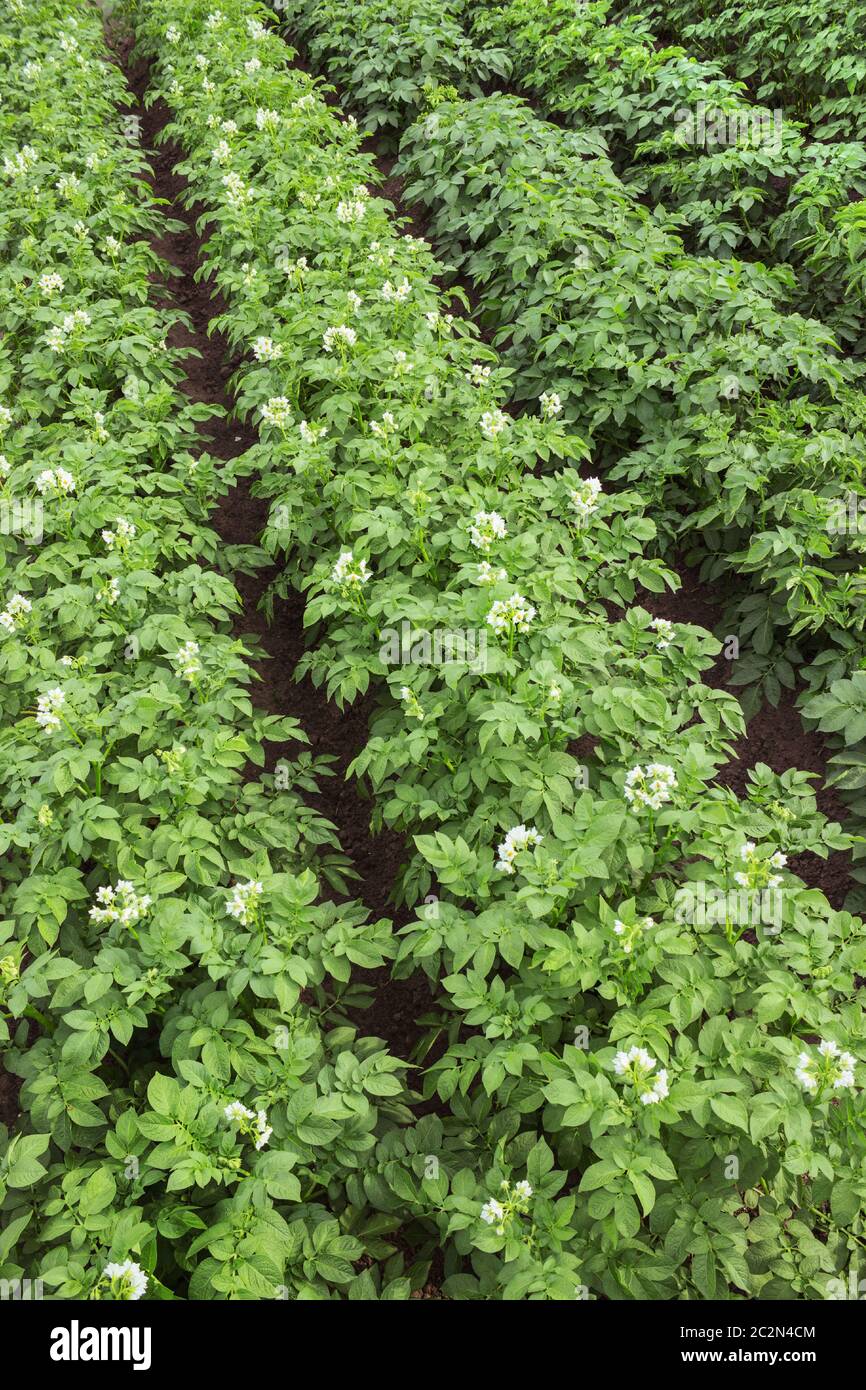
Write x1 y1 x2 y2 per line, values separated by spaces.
0 0 412 1303
635 0 866 142
134 0 866 1299
280 0 866 897
468 0 866 346
278 0 866 348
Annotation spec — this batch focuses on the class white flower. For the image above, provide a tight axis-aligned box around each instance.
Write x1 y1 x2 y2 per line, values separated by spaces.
623 763 677 812
0 407 11 431
346 290 362 312
165 24 180 42
251 335 282 362
101 517 136 550
486 592 536 636
36 467 75 495
477 560 507 585
381 278 411 303
480 1198 505 1225
212 139 232 164
323 324 357 352
254 1109 272 1150
36 687 65 732
38 271 64 296
795 1040 857 1095
226 879 264 926
336 198 366 224
466 362 492 387
513 1180 533 1198
222 172 249 204
244 57 262 74
101 1261 148 1302
770 851 787 869
370 411 397 438
612 1045 669 1103
480 408 510 441
261 397 293 429
569 477 602 521
469 509 506 552
104 236 122 256
495 824 543 875
89 881 152 927
0 593 31 634
299 420 328 445
651 618 675 650
540 391 562 418
173 640 201 684
331 550 371 588
224 1100 255 1123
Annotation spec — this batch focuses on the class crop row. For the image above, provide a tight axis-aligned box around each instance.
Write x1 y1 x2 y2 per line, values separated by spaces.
0 0 408 1302
133 0 866 1300
273 0 866 887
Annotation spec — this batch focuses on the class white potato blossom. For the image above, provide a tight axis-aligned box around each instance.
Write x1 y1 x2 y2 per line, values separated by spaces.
331 550 371 587
480 408 510 441
224 1100 272 1149
486 592 536 636
323 324 357 352
795 1040 857 1095
0 407 12 430
496 824 543 875
244 57 263 75
99 1261 148 1302
89 881 152 928
222 172 250 204
569 477 602 521
36 687 65 733
212 139 232 164
256 107 280 131
540 390 562 418
165 23 180 42
102 517 136 550
98 577 121 606
612 1045 670 1105
226 880 264 926
173 640 201 684
651 618 675 650
480 1179 533 1234
38 271 64 296
299 420 328 445
0 593 32 634
336 199 366 224
370 411 396 437
251 335 282 362
612 915 654 955
347 290 362 312
466 362 492 387
733 841 787 891
261 397 293 429
477 561 507 584
36 467 75 495
469 510 507 552
623 763 677 812
381 278 411 303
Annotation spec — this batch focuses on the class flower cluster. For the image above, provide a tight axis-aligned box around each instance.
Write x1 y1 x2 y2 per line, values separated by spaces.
651 618 675 650
95 1261 148 1302
569 477 602 522
331 550 371 588
0 593 32 635
623 763 677 812
173 640 201 684
36 687 65 733
260 396 294 429
89 881 152 928
480 1179 533 1235
323 323 357 352
467 362 492 387
480 408 510 441
400 686 425 722
477 560 507 585
496 823 543 875
45 308 91 352
539 390 562 418
35 467 75 495
251 335 282 362
613 1046 670 1105
101 517 136 551
38 271 64 296
469 509 507 552
795 1040 856 1096
733 841 786 890
486 592 536 635
612 915 655 955
226 879 263 927
224 1100 272 1150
